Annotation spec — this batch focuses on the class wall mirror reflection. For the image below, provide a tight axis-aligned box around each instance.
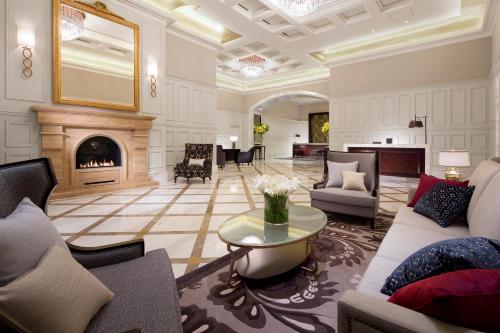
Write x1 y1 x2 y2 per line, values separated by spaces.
53 0 139 111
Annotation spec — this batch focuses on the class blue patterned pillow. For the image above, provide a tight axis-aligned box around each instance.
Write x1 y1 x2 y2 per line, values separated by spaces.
413 183 475 227
381 237 500 296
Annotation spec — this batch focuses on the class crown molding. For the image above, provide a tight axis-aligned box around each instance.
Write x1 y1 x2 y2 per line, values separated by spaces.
216 67 330 94
483 0 500 33
165 25 223 52
117 0 176 23
326 30 491 69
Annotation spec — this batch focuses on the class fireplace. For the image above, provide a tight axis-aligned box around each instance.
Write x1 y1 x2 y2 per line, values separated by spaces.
33 105 158 199
76 136 122 169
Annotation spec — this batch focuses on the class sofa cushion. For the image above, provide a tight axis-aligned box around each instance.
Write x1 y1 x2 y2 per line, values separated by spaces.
326 161 358 188
381 237 500 296
0 246 113 333
467 160 500 222
393 207 469 238
86 249 182 333
408 173 468 207
356 256 398 300
310 187 376 208
0 198 69 287
388 269 500 333
469 171 500 240
413 183 474 227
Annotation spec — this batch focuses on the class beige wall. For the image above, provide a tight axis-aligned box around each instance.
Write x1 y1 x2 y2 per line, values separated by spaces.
217 89 245 112
165 31 217 86
493 10 500 71
263 102 302 120
299 103 329 121
330 37 492 98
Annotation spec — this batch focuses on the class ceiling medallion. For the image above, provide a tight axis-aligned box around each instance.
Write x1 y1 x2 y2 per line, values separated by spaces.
274 0 321 17
61 4 86 41
239 55 266 78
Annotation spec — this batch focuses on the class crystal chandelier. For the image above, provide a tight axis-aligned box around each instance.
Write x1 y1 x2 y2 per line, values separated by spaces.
61 4 86 41
239 55 266 78
275 0 321 17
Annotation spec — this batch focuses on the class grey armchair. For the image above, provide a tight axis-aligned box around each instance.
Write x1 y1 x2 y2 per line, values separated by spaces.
311 150 380 229
0 158 182 333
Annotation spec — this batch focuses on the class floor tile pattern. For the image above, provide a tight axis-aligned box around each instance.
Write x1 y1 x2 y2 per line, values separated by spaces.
49 160 414 277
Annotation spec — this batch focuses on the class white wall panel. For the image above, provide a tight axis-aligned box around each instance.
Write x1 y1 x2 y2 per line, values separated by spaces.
330 80 493 176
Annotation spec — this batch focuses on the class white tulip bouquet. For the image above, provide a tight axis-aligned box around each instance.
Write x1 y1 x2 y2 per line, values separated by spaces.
255 175 299 224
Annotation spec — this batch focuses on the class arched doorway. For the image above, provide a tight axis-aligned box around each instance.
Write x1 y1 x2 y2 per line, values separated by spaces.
247 91 330 158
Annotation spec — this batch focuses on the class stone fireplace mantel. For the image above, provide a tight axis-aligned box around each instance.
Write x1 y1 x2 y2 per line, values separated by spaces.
32 105 158 198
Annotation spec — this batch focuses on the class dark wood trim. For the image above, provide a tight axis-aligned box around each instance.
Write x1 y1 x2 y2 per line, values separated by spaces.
308 112 329 143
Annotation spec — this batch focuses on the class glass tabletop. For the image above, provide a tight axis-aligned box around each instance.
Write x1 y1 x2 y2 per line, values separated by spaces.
218 205 328 248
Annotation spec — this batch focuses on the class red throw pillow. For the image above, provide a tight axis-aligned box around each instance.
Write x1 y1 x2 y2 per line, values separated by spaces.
388 269 500 332
408 173 469 207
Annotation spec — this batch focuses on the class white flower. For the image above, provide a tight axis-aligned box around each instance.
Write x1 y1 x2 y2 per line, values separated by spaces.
254 174 299 197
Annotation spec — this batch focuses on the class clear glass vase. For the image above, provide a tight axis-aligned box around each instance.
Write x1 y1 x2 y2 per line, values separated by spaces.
264 194 289 225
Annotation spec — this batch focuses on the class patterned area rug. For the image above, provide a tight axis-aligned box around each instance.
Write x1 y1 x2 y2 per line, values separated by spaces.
177 213 394 333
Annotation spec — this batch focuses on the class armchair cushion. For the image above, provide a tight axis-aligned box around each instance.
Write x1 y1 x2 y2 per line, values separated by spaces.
86 249 182 333
310 188 376 208
342 171 368 192
188 158 205 167
0 198 68 286
325 161 359 187
0 245 113 333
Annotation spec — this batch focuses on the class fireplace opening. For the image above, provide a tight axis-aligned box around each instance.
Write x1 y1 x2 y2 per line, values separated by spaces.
76 136 121 169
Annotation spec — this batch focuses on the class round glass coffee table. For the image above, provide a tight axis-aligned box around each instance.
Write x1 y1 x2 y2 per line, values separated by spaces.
218 205 327 285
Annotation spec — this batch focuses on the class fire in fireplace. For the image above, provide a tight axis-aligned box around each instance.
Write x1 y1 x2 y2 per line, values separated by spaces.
76 136 121 169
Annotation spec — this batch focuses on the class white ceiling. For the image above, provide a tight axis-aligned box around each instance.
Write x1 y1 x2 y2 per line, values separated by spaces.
184 0 493 82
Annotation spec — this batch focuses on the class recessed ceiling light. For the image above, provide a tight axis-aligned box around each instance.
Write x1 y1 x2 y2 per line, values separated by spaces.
371 29 376 33
404 20 409 24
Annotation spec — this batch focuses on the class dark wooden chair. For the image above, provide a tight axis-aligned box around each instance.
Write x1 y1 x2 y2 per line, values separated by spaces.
216 145 226 169
236 146 259 166
0 158 182 333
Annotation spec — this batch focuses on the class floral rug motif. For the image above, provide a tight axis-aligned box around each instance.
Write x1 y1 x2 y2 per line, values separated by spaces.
177 214 393 333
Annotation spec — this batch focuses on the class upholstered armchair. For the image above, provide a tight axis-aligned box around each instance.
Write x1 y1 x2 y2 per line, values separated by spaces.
311 150 380 229
0 158 182 333
174 143 213 183
236 146 258 166
216 145 226 169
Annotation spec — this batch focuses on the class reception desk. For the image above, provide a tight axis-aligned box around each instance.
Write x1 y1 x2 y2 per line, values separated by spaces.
344 144 430 178
293 143 328 158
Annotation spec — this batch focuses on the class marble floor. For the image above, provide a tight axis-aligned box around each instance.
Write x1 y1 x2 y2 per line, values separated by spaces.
48 160 414 278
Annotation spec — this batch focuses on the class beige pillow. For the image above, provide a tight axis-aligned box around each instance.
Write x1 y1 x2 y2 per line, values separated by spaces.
0 246 113 333
188 158 205 167
342 171 367 192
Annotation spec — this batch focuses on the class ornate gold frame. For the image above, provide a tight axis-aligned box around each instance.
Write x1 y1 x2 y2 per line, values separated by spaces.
53 0 140 112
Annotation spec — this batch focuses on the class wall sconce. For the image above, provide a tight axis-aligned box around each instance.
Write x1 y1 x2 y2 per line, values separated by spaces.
17 27 35 78
147 61 158 97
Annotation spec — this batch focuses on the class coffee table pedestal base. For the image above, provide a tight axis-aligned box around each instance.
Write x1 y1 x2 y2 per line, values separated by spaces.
236 241 308 279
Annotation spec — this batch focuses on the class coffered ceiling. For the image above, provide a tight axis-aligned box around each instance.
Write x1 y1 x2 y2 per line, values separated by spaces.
139 0 497 91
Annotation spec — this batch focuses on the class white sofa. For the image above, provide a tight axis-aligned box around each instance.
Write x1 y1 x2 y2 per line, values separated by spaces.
338 158 500 333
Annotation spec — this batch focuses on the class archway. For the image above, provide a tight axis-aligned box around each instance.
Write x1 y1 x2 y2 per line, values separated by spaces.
246 91 330 156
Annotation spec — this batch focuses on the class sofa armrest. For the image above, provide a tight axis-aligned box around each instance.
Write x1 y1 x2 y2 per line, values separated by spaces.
68 239 145 269
408 184 418 203
338 290 476 333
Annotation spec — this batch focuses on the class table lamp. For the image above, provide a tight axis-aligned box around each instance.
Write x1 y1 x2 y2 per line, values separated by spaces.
229 136 238 149
438 151 470 180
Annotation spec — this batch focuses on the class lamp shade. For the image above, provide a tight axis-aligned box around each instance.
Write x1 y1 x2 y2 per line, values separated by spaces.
438 151 470 167
229 136 238 142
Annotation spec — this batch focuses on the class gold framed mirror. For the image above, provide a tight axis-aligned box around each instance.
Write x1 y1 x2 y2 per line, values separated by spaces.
53 0 140 112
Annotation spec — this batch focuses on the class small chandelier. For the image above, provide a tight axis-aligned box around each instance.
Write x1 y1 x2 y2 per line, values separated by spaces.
239 55 266 78
275 0 321 17
61 4 86 41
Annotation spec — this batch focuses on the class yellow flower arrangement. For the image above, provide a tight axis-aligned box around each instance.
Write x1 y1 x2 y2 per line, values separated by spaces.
321 122 330 135
254 123 269 135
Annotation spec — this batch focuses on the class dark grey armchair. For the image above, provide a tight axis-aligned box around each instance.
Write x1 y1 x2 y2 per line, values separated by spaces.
0 158 182 333
236 146 258 166
216 145 226 169
311 150 380 229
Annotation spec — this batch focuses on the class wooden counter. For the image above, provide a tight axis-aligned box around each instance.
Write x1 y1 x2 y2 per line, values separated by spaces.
345 144 428 178
293 143 328 158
